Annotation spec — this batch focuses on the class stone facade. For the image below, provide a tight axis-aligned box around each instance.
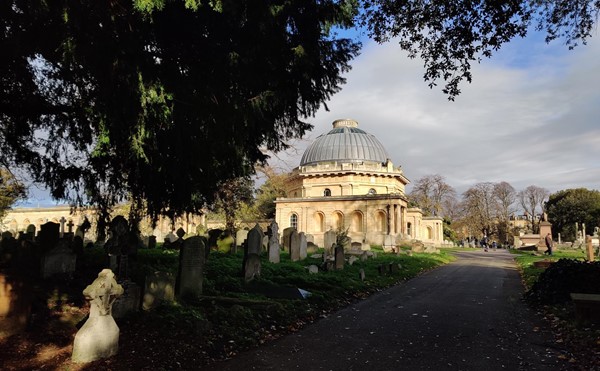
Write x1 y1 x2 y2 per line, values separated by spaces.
275 119 443 247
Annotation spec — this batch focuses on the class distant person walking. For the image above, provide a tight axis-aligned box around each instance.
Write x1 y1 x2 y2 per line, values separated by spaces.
544 233 553 255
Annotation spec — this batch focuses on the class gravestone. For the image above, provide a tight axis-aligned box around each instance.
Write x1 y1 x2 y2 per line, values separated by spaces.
177 236 205 300
305 234 314 244
334 245 344 270
41 240 77 279
268 221 280 264
0 273 33 338
360 251 369 261
72 236 84 257
308 265 319 274
243 254 261 283
164 232 177 243
350 242 362 251
59 217 66 237
290 230 300 262
148 235 157 249
142 271 175 310
247 225 263 256
324 230 337 256
359 268 365 281
24 224 36 241
38 222 60 251
383 235 395 252
299 232 307 260
282 227 295 250
72 269 124 363
306 242 318 254
217 232 235 253
112 280 141 319
348 256 358 266
104 216 131 279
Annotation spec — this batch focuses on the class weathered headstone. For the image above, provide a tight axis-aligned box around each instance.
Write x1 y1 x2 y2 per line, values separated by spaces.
359 268 365 281
112 281 141 319
308 265 319 274
0 273 33 338
41 240 77 279
72 269 124 363
348 256 358 266
247 225 263 256
38 222 60 251
142 271 175 310
282 227 295 250
59 216 67 237
290 230 300 262
324 230 337 256
24 224 36 241
299 232 307 260
177 236 205 300
244 254 261 283
268 221 280 264
104 216 131 279
360 251 369 261
147 235 157 249
334 245 344 270
306 242 318 254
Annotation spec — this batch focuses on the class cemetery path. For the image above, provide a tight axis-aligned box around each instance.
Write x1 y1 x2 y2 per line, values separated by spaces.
211 249 571 371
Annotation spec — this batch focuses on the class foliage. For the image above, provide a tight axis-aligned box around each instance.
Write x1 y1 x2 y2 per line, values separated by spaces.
0 167 27 220
518 185 550 233
525 258 600 305
442 218 457 242
361 0 600 99
252 167 289 219
1 0 359 225
408 174 456 217
545 188 600 241
211 177 255 233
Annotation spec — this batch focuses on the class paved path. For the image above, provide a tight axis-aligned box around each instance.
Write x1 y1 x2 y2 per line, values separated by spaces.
212 250 568 370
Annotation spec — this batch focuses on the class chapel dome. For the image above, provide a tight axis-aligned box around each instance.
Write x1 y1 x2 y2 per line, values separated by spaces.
299 119 390 166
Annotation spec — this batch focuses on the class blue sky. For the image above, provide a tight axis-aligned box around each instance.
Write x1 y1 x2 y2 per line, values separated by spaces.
20 29 600 207
274 30 600 196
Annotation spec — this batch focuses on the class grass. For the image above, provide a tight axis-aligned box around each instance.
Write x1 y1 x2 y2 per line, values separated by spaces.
510 248 588 289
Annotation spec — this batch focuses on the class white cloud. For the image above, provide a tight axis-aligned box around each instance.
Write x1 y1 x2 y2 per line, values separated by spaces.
275 33 600 195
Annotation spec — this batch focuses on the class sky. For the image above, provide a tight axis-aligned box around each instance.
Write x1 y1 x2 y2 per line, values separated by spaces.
21 28 600 207
272 31 600 196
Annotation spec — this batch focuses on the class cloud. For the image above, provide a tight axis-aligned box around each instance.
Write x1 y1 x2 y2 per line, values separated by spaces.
275 33 600 195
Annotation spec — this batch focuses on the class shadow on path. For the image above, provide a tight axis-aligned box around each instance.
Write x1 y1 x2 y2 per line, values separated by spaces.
211 249 569 370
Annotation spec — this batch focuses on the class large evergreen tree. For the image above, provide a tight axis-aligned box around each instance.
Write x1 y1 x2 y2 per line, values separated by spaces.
0 0 359 223
546 188 600 241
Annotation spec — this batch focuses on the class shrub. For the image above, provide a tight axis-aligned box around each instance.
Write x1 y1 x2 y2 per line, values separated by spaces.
526 259 600 304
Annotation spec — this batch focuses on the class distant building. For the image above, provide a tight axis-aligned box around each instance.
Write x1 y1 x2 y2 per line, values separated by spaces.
274 119 443 248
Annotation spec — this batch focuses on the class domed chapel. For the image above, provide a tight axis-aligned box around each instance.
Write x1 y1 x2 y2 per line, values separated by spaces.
274 119 443 249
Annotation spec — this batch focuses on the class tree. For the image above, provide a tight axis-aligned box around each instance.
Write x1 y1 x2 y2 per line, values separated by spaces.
545 188 600 241
0 1 359 226
461 182 496 238
408 174 456 217
493 181 516 243
362 1 600 99
253 167 289 220
0 168 27 220
211 177 255 235
518 185 550 233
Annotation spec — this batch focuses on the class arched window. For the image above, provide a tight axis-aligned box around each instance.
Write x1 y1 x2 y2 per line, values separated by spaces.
351 211 363 232
315 212 325 233
375 211 386 232
407 222 412 237
368 188 377 195
333 211 343 230
323 188 331 197
290 213 298 229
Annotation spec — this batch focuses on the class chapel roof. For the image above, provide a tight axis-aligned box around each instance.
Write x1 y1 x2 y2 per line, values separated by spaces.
299 119 390 166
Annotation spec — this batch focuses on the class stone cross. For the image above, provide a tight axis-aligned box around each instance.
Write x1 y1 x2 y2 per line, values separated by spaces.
59 217 67 237
67 219 75 233
72 269 124 363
